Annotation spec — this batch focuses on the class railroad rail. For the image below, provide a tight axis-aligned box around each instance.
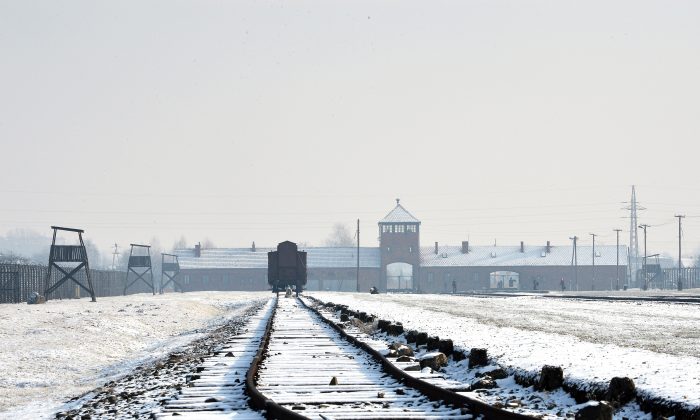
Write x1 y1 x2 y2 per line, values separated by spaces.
156 296 537 419
156 299 275 419
457 291 700 304
543 294 700 304
247 297 536 420
253 297 469 419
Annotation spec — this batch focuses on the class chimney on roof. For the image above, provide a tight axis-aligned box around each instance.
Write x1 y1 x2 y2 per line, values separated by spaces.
462 241 469 254
251 241 256 252
434 242 439 255
546 241 551 253
194 242 201 258
520 241 524 253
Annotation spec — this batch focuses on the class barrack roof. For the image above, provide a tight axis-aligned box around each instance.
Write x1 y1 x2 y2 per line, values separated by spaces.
379 199 420 224
174 247 380 270
421 245 628 267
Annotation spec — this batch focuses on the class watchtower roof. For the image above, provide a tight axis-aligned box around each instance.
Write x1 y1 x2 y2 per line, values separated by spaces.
379 199 420 224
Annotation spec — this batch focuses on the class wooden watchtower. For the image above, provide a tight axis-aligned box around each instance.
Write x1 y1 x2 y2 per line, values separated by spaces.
44 226 96 302
123 244 155 295
160 253 182 294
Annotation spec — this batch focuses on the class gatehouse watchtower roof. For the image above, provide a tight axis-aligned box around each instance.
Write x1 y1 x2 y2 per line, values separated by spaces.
378 199 420 224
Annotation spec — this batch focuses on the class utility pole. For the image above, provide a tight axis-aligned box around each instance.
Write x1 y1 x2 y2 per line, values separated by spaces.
614 229 622 290
590 233 597 290
111 243 120 271
356 219 360 293
570 236 579 291
639 224 649 290
623 186 645 287
675 215 685 291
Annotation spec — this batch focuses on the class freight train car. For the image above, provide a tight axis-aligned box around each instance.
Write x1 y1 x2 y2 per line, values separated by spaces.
267 241 307 296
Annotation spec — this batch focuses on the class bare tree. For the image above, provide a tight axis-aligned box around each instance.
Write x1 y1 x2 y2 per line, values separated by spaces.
150 236 163 280
172 235 188 250
0 252 31 264
201 237 216 249
323 223 354 247
0 228 51 263
83 239 104 269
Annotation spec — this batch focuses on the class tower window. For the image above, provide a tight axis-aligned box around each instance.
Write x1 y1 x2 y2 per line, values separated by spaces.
407 224 417 233
395 225 405 233
382 225 393 233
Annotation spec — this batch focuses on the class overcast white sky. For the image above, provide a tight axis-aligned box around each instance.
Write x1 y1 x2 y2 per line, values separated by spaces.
1 0 699 259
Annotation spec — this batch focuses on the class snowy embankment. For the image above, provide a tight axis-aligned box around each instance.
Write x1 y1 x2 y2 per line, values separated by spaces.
0 291 270 419
309 292 700 411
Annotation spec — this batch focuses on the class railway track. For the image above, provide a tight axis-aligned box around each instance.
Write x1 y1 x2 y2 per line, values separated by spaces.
458 291 700 304
253 297 469 419
544 294 700 304
156 299 275 419
154 296 537 419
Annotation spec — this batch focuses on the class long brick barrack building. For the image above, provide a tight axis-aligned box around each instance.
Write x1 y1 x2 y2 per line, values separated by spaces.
174 200 627 293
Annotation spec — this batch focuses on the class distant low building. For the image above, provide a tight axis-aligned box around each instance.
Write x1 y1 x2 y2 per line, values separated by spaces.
174 200 628 293
176 245 380 292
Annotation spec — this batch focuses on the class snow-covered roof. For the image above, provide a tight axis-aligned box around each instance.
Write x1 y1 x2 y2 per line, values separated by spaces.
379 201 420 224
175 244 628 270
175 247 381 270
421 245 628 267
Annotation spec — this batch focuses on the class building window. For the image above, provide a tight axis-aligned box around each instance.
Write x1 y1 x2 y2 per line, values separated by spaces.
395 224 405 233
407 224 417 233
184 275 190 285
382 225 393 233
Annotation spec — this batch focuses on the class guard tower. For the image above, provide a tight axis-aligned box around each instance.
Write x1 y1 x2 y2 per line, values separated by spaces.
123 244 155 295
378 199 421 292
160 253 182 294
44 226 96 302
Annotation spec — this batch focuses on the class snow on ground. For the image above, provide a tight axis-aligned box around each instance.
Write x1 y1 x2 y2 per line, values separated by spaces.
309 292 700 411
0 291 270 419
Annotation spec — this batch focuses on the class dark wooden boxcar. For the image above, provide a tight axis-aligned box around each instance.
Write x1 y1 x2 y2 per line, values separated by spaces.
267 241 307 295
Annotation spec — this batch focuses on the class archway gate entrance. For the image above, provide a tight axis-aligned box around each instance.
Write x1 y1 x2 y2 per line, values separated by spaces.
387 262 413 291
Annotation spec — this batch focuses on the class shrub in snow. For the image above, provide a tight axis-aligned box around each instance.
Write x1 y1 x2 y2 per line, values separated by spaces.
438 339 454 356
537 365 564 391
606 377 636 406
468 348 488 368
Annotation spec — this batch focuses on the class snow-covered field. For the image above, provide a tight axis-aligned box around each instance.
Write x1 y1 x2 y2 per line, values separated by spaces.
308 292 700 411
0 291 270 419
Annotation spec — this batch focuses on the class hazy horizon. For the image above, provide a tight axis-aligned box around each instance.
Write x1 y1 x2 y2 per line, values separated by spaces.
1 1 699 261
